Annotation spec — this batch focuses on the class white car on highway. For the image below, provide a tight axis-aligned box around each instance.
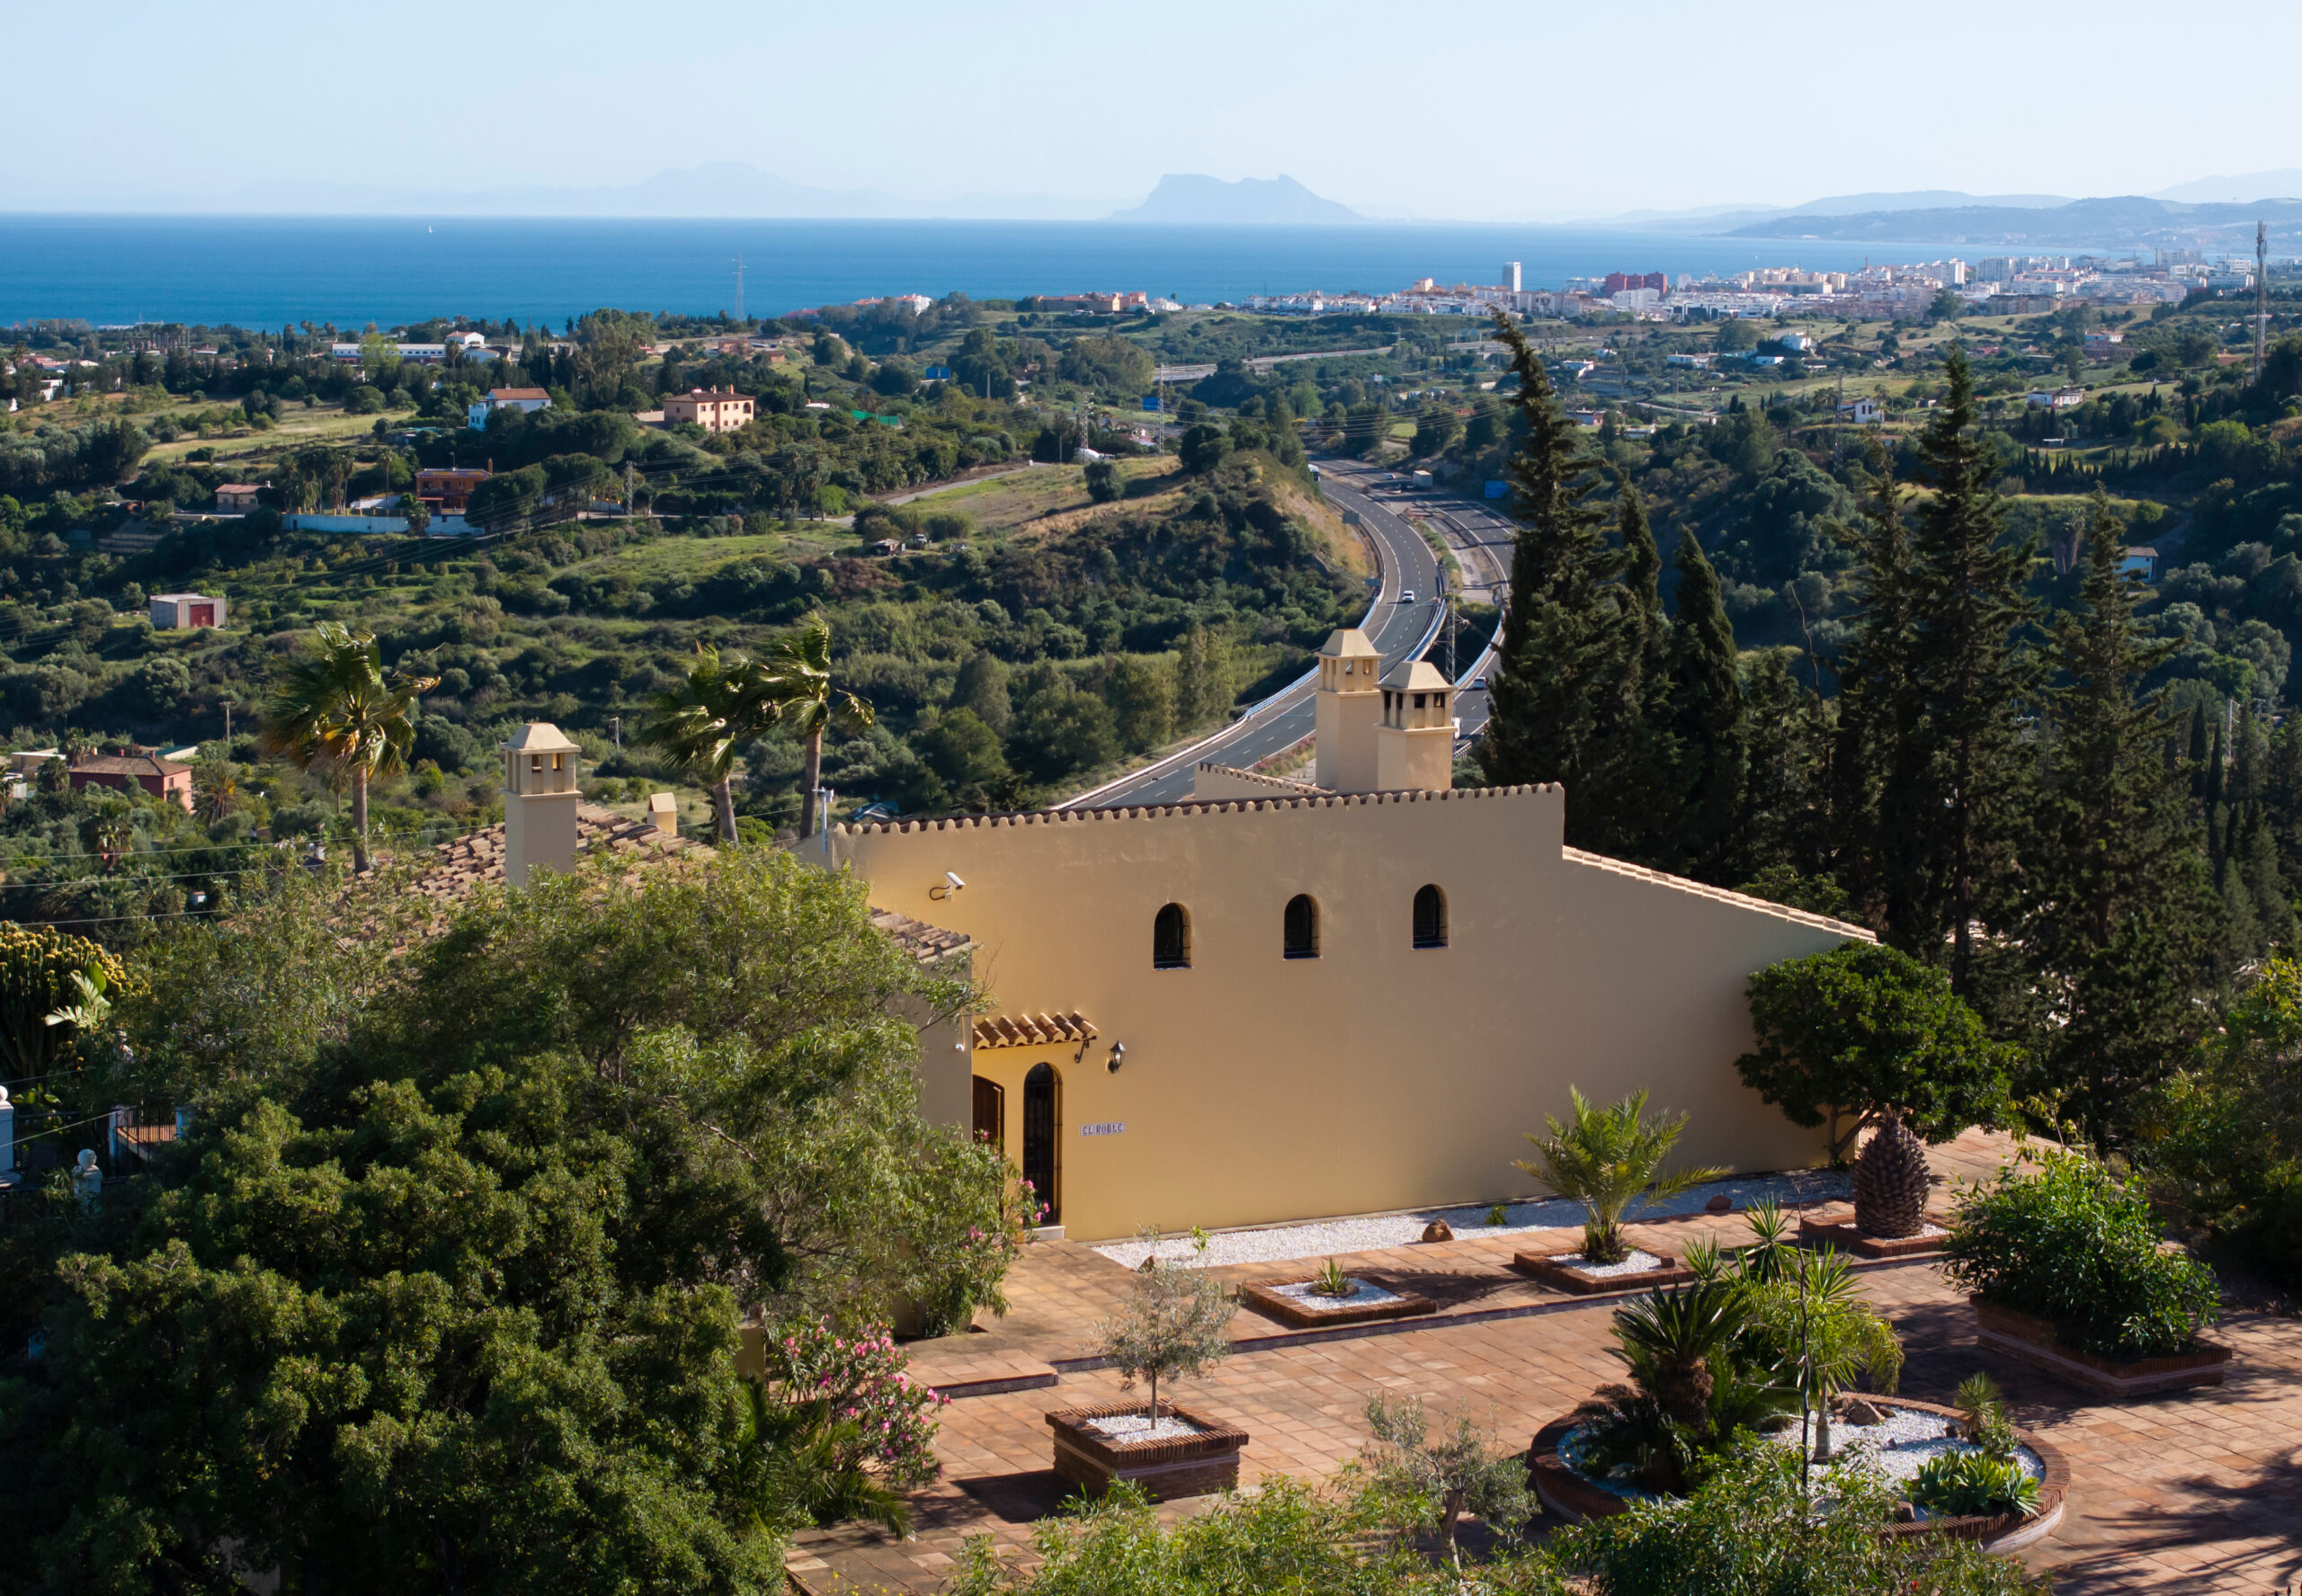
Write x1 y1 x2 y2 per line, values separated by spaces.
1400 589 1416 603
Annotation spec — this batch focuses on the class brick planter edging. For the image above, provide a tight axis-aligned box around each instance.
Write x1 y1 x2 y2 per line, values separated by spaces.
1526 1395 2068 1556
1798 1217 1950 1259
1046 1399 1248 1502
1237 1273 1438 1329
1513 1250 1690 1296
1972 1298 2233 1397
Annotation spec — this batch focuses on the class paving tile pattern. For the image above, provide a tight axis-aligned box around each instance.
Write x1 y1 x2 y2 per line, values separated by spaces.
795 1132 2301 1595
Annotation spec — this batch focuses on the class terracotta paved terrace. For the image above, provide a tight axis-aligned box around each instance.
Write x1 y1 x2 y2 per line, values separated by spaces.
790 1133 2302 1595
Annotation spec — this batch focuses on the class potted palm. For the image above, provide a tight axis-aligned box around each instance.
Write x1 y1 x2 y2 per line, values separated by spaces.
1512 1087 1724 1292
1738 943 2013 1248
1047 1240 1246 1500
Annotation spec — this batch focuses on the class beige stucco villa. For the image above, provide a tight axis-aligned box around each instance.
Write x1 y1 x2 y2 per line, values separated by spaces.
824 629 1872 1242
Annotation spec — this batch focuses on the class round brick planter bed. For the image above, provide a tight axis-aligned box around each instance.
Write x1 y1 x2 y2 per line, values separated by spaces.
1046 1400 1249 1502
1237 1273 1438 1329
1513 1248 1691 1296
1972 1297 2232 1399
1526 1395 2068 1555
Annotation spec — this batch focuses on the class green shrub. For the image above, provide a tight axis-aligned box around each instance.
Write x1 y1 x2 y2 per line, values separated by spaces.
1941 1149 2218 1358
1552 1448 2045 1594
1909 1450 2040 1520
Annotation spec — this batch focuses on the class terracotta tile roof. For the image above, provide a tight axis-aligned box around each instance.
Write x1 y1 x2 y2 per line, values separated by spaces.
403 807 968 966
870 906 972 963
972 1010 1095 1049
70 753 190 779
407 803 712 906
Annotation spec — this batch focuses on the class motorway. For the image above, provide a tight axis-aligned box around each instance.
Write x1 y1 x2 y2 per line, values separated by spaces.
1062 461 1513 807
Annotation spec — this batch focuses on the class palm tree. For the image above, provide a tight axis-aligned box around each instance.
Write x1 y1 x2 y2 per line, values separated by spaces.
261 621 437 873
191 759 243 825
1515 1086 1728 1264
762 615 874 840
639 644 783 844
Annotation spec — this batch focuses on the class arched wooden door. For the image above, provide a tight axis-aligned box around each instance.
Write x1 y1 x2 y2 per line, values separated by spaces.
1022 1062 1060 1225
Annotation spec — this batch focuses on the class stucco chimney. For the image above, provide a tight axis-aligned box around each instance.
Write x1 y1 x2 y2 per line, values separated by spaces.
647 790 678 837
1314 628 1382 792
1374 659 1456 792
501 722 583 887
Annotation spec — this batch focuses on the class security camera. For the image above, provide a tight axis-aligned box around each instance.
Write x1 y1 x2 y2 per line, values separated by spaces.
946 871 966 891
930 870 967 901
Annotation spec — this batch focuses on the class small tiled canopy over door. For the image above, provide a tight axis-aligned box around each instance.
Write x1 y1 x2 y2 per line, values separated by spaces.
1022 1062 1060 1225
972 1075 1004 1149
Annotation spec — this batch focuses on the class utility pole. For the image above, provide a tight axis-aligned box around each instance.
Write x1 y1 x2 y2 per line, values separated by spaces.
2254 221 2270 383
610 715 621 750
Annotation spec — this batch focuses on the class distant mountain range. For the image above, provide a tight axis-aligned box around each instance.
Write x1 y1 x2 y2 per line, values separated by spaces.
1106 174 1365 225
1725 193 2302 250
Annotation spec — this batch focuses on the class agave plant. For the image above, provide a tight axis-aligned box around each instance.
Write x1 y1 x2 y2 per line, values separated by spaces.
1308 1257 1355 1297
1910 1449 2040 1520
1515 1087 1728 1265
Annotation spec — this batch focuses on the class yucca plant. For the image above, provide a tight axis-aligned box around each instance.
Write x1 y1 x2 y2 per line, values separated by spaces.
1515 1086 1728 1264
1308 1257 1355 1297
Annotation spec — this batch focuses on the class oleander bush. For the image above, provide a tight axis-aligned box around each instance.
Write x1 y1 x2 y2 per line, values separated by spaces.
1941 1148 2219 1358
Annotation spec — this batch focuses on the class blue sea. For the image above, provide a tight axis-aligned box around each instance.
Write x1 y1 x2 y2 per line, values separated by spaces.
0 215 1898 330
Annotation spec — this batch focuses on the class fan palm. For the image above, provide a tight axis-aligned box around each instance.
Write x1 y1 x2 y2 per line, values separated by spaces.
638 644 784 845
1515 1086 1728 1264
261 621 437 873
762 614 874 839
191 759 243 825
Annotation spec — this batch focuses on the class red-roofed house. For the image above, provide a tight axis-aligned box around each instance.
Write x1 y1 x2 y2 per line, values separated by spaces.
68 752 193 811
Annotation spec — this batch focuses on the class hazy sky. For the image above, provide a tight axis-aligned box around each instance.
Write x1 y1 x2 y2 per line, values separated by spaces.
14 0 2301 218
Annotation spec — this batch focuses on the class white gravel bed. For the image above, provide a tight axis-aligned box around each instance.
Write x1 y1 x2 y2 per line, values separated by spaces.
1094 1170 1851 1270
1266 1279 1402 1311
1087 1413 1204 1445
1548 1249 1664 1278
1565 1407 2044 1506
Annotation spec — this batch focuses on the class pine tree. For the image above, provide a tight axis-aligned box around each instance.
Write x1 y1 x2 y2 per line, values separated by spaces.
2025 492 2216 1144
1477 316 1646 853
1897 351 2039 996
1666 524 1745 881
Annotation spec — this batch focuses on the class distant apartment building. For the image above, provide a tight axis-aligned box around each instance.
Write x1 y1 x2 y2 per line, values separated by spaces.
448 331 489 356
663 388 756 432
1602 271 1666 295
468 387 551 430
150 592 226 630
330 342 448 363
415 468 490 513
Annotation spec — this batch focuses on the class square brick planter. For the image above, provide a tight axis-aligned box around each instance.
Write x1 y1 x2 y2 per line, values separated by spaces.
1046 1400 1249 1501
1972 1298 2232 1397
1514 1250 1690 1295
1798 1217 1949 1259
1237 1273 1437 1329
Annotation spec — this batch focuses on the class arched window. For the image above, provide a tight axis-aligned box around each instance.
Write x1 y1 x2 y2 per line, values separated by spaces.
1153 902 1192 968
1283 893 1320 959
1413 885 1449 950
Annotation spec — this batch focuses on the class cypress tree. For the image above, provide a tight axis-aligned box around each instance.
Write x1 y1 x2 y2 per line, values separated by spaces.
1666 524 1745 881
2026 492 2216 1144
1830 455 1920 928
1898 351 2039 996
1478 316 1644 851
